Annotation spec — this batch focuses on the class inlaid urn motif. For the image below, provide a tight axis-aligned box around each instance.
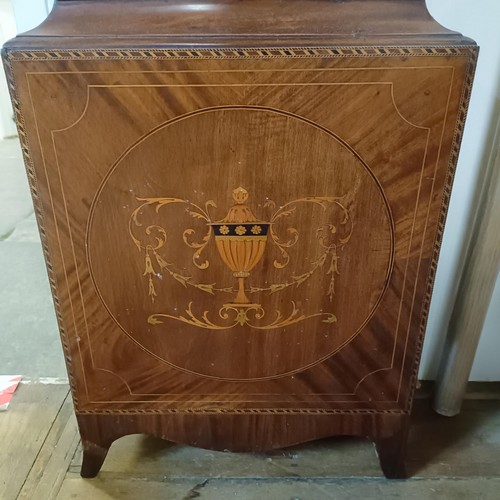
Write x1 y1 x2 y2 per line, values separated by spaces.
210 187 270 305
129 180 358 330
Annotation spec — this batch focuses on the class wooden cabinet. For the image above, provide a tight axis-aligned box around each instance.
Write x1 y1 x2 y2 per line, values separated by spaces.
2 0 477 478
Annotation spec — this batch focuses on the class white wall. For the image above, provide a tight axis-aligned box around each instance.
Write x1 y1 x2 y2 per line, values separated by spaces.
421 0 500 380
471 271 500 380
5 0 500 380
1 0 54 138
10 0 52 33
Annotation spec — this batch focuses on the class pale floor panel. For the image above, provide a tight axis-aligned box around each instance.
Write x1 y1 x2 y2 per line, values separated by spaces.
56 477 500 500
0 239 65 377
1 384 500 500
0 137 65 378
0 138 32 240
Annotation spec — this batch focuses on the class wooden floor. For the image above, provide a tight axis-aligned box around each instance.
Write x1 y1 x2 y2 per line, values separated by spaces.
1 384 500 500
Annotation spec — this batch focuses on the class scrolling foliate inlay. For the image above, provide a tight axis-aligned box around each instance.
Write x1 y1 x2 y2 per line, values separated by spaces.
129 182 358 331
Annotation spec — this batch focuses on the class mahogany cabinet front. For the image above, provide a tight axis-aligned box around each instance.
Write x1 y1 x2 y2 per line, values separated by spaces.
3 0 477 479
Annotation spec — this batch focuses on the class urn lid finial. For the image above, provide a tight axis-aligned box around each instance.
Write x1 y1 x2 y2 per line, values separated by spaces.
232 187 249 205
220 187 256 223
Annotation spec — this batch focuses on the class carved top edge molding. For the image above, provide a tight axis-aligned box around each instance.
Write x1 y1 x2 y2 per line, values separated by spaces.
5 45 478 62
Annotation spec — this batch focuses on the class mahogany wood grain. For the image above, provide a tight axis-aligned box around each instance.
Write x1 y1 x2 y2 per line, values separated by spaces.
5 0 474 49
23 0 457 38
2 0 477 479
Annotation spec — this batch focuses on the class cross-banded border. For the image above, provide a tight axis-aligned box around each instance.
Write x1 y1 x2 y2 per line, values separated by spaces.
6 45 476 62
75 407 409 416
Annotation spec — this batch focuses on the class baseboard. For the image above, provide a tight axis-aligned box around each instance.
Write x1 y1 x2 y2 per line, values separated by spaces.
416 381 500 400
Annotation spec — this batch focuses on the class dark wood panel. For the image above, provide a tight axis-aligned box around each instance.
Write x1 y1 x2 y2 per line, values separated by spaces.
21 0 457 38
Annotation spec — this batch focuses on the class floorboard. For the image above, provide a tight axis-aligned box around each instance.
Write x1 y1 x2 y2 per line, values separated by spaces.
18 392 79 500
1 384 499 499
0 384 69 500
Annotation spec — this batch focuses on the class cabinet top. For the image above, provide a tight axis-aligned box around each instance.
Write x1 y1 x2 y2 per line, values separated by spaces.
5 0 474 50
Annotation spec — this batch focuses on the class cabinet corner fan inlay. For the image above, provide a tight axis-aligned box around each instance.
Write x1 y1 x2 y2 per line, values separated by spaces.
2 0 477 478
